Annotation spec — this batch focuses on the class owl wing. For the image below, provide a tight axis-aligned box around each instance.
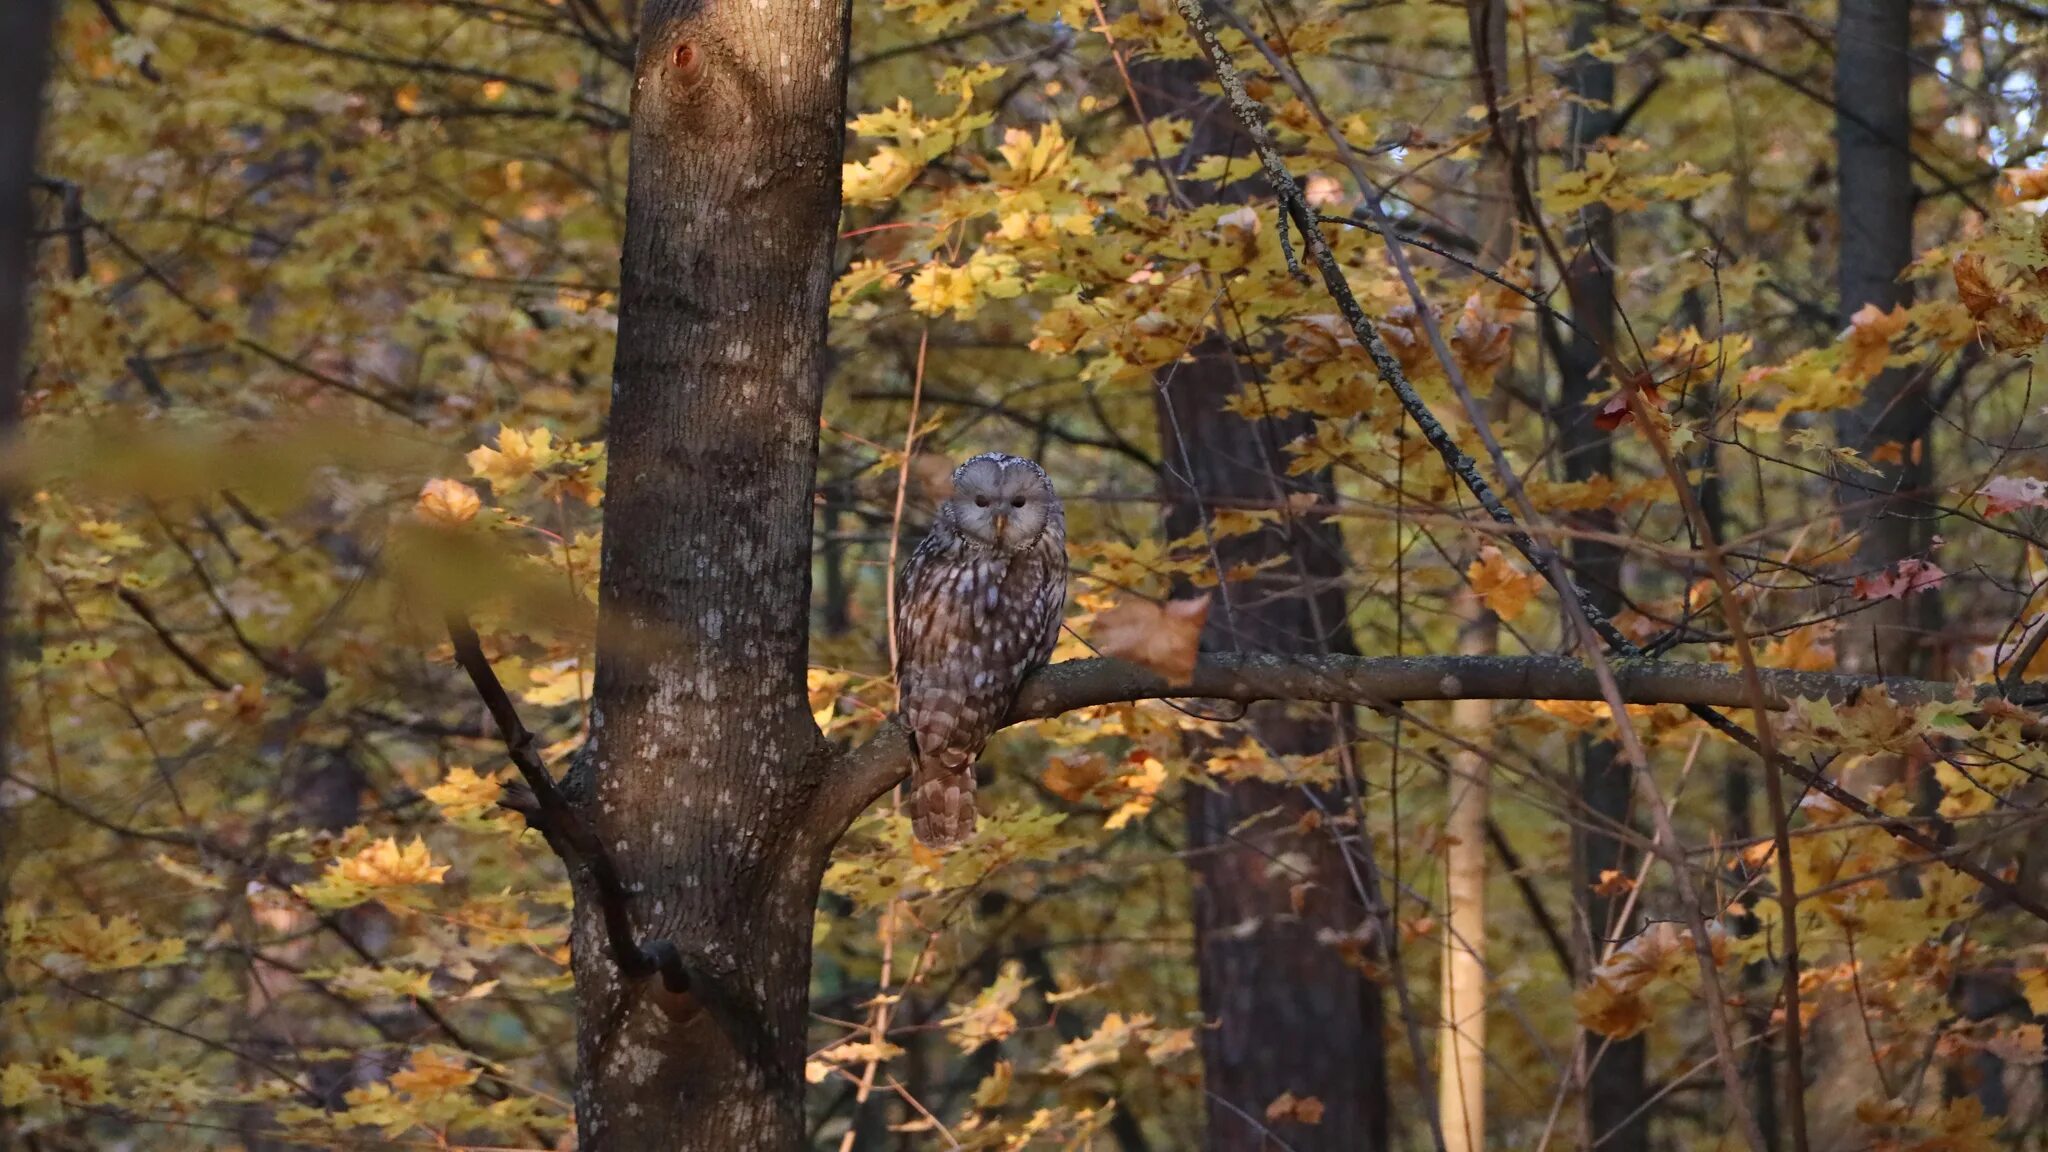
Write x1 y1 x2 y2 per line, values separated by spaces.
895 539 1002 766
1021 524 1068 670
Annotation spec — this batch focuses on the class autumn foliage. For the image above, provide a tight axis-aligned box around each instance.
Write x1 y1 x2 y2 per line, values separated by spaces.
9 1 2048 1149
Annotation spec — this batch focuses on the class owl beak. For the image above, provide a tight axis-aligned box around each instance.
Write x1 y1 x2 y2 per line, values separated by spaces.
991 512 1009 539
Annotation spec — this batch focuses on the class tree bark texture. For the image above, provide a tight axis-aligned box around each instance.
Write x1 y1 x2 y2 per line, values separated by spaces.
1834 0 1939 680
1555 3 1648 1147
574 1 851 1146
0 0 57 1109
1135 54 1391 1152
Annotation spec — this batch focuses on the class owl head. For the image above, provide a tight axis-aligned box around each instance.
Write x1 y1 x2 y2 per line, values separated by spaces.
943 452 1061 554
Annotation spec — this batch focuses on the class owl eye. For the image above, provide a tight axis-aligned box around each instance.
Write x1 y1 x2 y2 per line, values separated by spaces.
974 496 989 507
1010 497 1025 508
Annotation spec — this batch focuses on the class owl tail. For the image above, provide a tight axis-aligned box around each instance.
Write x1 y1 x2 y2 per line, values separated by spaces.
910 748 976 849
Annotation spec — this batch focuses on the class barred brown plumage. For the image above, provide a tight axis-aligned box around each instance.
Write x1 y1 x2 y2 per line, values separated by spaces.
894 452 1068 848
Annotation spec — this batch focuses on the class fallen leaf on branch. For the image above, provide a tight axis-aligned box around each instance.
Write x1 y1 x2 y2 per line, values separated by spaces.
1093 594 1210 684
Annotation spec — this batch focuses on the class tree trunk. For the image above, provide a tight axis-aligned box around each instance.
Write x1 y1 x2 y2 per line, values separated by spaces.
1134 56 1389 1150
1156 353 1391 1152
1440 6 1512 1145
0 0 56 1118
571 2 851 1146
1833 0 1937 681
1555 3 1647 1148
1440 592 1494 1152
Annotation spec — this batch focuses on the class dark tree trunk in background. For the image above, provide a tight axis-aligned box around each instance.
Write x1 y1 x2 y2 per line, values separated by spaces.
1137 55 1391 1152
0 1 57 1125
571 1 852 1146
1833 0 1939 680
1555 4 1647 1149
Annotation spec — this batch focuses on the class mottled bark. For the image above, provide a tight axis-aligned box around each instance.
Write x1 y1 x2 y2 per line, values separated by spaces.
573 1 851 1146
1132 55 1390 1151
1554 3 1647 1148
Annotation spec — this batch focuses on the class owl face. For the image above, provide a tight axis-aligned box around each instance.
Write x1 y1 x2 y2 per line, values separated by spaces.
944 453 1058 554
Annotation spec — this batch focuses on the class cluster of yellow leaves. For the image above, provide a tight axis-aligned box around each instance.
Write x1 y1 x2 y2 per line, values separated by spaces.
15 912 186 975
1050 1011 1194 1077
424 765 510 827
842 65 1005 203
464 423 604 503
297 836 452 910
1541 147 1729 214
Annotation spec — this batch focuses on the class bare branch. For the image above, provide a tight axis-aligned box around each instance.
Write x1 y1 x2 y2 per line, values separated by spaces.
445 615 696 1001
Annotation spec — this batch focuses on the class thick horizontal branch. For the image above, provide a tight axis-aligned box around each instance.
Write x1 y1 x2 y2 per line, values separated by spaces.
821 653 2036 843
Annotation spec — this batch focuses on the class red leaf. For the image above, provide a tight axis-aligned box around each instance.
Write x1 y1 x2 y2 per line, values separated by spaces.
1852 558 1946 602
1980 475 2048 517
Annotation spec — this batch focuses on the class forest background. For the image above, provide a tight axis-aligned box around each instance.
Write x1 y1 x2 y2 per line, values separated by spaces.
4 0 2048 1150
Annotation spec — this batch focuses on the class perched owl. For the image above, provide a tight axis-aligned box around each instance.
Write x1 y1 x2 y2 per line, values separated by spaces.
895 452 1068 849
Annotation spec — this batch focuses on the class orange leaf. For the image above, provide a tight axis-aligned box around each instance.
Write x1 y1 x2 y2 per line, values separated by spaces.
1842 302 1910 382
1093 594 1210 684
1467 545 1539 621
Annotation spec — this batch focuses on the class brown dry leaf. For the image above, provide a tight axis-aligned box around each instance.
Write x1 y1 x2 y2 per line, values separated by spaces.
1264 1091 1326 1125
1374 303 1439 376
1093 594 1210 684
1952 252 2048 352
1573 978 1653 1040
1041 751 1107 802
1955 253 2001 320
1288 314 1360 364
1451 288 1515 384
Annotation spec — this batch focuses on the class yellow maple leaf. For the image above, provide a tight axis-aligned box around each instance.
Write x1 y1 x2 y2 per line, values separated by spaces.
466 425 558 493
1050 1012 1151 1077
423 766 505 822
414 478 481 527
335 836 451 888
944 962 1029 1051
908 262 976 318
1103 752 1168 830
40 913 187 973
997 120 1071 185
843 147 918 204
2019 970 2048 1017
388 1048 478 1100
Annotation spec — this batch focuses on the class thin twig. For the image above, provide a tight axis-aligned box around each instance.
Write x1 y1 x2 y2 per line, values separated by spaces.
445 614 691 998
1627 387 1811 1149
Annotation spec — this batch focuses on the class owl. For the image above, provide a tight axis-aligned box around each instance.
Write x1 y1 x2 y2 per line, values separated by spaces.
895 452 1069 849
